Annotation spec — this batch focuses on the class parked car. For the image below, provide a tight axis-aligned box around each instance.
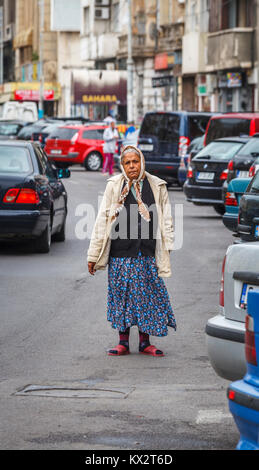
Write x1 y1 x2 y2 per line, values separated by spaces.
178 134 205 186
0 120 31 140
31 123 65 148
228 290 259 450
183 137 249 215
226 134 259 186
0 141 70 253
17 120 51 141
45 124 110 171
204 113 259 147
206 241 259 381
222 177 251 233
138 111 214 186
238 169 259 242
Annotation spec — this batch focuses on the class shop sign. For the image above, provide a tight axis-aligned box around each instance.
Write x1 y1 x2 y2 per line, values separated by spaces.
155 53 175 71
152 76 174 88
82 95 118 103
14 89 55 101
227 72 242 88
73 70 127 106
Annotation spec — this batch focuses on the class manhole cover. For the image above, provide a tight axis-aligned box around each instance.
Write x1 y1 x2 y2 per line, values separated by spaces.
15 383 134 399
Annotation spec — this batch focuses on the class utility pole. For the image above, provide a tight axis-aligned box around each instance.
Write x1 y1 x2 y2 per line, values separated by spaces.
38 0 45 119
127 0 134 123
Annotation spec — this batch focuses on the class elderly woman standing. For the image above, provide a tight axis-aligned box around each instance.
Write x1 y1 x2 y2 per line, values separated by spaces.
88 145 176 356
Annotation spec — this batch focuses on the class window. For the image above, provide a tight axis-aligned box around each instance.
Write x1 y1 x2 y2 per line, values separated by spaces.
236 138 259 158
140 114 180 142
83 6 90 35
188 115 211 140
82 129 104 140
206 119 250 145
48 128 79 140
111 3 120 33
35 146 56 181
194 140 245 161
0 146 32 174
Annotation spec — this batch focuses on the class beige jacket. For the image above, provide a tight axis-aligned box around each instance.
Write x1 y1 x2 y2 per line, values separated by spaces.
87 171 174 278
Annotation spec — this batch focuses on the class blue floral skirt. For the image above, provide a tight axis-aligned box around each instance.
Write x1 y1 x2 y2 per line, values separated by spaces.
107 252 176 337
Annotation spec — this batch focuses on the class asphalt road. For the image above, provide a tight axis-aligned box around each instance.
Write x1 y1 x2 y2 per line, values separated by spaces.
0 167 240 451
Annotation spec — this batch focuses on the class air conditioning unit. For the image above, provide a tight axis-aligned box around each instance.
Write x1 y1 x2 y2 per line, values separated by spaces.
5 23 14 41
95 0 110 5
95 7 110 20
178 0 185 3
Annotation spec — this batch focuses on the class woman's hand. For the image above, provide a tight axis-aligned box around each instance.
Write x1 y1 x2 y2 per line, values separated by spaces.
88 262 96 276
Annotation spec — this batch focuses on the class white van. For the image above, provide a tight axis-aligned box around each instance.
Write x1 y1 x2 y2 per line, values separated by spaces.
1 101 38 122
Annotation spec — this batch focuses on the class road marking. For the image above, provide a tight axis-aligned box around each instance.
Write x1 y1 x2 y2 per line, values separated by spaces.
66 180 79 185
196 410 232 425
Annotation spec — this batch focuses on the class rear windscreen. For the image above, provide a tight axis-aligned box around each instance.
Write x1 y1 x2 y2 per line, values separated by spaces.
206 118 250 145
0 123 22 136
0 146 32 174
188 116 211 140
48 128 79 140
194 141 245 161
82 129 104 140
236 138 259 157
140 114 180 142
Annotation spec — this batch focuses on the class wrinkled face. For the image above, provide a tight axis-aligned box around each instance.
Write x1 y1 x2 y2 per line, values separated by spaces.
122 151 141 181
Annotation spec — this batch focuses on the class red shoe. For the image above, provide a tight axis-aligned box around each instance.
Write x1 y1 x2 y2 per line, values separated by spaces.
107 344 130 356
140 345 164 357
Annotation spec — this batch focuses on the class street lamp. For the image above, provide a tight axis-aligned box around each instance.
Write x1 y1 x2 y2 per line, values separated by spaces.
38 0 45 119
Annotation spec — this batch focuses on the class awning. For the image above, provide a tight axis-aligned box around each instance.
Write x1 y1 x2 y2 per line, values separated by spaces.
13 28 33 49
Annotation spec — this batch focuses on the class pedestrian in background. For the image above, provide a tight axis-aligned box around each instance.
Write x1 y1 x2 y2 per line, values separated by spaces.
102 121 119 176
88 145 176 357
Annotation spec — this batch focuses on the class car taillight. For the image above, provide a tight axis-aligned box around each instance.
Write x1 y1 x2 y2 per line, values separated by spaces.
245 315 257 366
3 188 39 204
71 132 79 145
39 134 42 143
187 167 193 179
3 188 20 203
179 136 190 158
249 165 255 177
225 192 238 206
220 169 228 180
219 255 226 307
227 160 234 171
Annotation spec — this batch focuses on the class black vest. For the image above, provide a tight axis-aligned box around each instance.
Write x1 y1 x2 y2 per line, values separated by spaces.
110 178 158 258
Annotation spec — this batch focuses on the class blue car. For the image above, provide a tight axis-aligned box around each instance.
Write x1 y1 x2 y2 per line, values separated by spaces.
222 177 251 232
228 290 259 450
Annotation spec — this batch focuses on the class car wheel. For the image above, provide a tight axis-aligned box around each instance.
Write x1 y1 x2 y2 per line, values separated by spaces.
52 215 66 242
35 218 51 253
84 152 102 171
213 204 225 216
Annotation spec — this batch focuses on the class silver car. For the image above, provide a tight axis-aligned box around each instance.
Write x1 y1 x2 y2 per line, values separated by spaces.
206 241 259 381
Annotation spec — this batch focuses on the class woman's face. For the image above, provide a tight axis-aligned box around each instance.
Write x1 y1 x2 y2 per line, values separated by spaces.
122 151 141 180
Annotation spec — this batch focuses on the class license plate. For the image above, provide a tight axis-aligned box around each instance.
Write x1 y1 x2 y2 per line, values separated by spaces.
255 225 259 238
196 172 214 181
139 144 153 152
240 283 259 309
51 149 62 155
237 170 249 178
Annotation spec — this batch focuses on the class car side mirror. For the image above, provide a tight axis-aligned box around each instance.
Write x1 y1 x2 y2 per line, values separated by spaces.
55 168 71 179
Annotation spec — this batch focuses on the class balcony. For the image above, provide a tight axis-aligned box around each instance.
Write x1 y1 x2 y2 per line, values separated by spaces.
158 22 184 52
207 28 254 72
118 33 154 59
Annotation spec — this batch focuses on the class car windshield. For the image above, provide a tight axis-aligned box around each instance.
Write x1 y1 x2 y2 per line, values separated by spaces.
140 113 180 142
194 141 245 161
0 146 32 174
0 123 22 136
206 118 250 145
236 138 259 157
